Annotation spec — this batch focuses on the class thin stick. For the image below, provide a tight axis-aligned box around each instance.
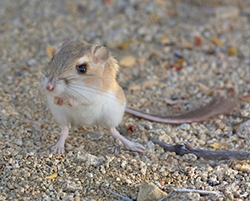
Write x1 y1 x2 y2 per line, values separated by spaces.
152 140 250 160
100 186 133 201
172 187 221 195
162 187 222 200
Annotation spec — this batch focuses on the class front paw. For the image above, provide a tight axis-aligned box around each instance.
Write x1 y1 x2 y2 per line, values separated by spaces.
64 98 77 107
54 97 64 106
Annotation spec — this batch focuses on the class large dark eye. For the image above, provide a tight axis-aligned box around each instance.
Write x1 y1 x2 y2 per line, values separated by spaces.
77 64 87 74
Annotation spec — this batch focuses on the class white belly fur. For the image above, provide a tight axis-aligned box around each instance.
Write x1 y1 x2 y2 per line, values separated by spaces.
46 91 126 127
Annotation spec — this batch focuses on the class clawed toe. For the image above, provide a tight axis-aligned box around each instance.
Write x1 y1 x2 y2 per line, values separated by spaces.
127 142 146 153
65 98 77 107
52 145 65 154
108 127 146 154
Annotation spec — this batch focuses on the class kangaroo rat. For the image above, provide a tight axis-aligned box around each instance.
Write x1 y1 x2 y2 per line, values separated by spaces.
43 40 236 154
43 40 146 154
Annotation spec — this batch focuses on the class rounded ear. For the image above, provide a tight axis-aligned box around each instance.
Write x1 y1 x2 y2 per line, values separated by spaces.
93 46 110 64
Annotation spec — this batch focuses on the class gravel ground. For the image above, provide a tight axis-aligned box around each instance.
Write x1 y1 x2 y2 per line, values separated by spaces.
1 0 250 200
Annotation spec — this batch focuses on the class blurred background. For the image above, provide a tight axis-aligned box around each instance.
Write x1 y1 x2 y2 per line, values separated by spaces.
1 0 250 200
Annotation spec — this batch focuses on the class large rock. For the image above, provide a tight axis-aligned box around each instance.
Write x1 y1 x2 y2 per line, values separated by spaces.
137 181 168 201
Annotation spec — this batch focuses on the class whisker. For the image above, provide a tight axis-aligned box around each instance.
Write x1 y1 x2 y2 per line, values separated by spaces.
64 87 77 101
68 83 112 97
66 86 92 103
67 84 121 104
55 83 77 102
68 83 116 97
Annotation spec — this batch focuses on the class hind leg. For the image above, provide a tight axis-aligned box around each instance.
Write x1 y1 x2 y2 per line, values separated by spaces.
108 127 145 153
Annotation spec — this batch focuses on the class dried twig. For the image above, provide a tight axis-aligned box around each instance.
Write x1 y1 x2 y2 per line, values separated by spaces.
160 187 222 200
100 186 133 201
152 140 250 160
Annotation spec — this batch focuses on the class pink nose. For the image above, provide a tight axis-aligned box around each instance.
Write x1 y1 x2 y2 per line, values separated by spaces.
46 82 55 91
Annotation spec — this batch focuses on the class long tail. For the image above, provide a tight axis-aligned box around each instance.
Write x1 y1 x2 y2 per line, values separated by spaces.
125 95 237 124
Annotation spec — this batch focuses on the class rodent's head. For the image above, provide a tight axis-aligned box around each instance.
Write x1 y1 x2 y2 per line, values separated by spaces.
43 40 118 101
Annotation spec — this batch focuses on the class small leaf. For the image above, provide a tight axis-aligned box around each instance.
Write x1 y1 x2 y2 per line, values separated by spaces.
138 57 146 64
127 125 136 133
211 37 223 47
171 64 182 71
227 46 237 56
167 10 174 17
149 52 160 59
232 124 240 132
211 142 227 150
103 0 112 5
119 40 133 50
46 46 56 57
177 58 185 68
120 56 136 67
128 84 141 92
211 142 220 149
142 80 158 88
184 42 193 49
44 173 58 180
150 13 158 23
160 35 170 45
194 36 202 46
